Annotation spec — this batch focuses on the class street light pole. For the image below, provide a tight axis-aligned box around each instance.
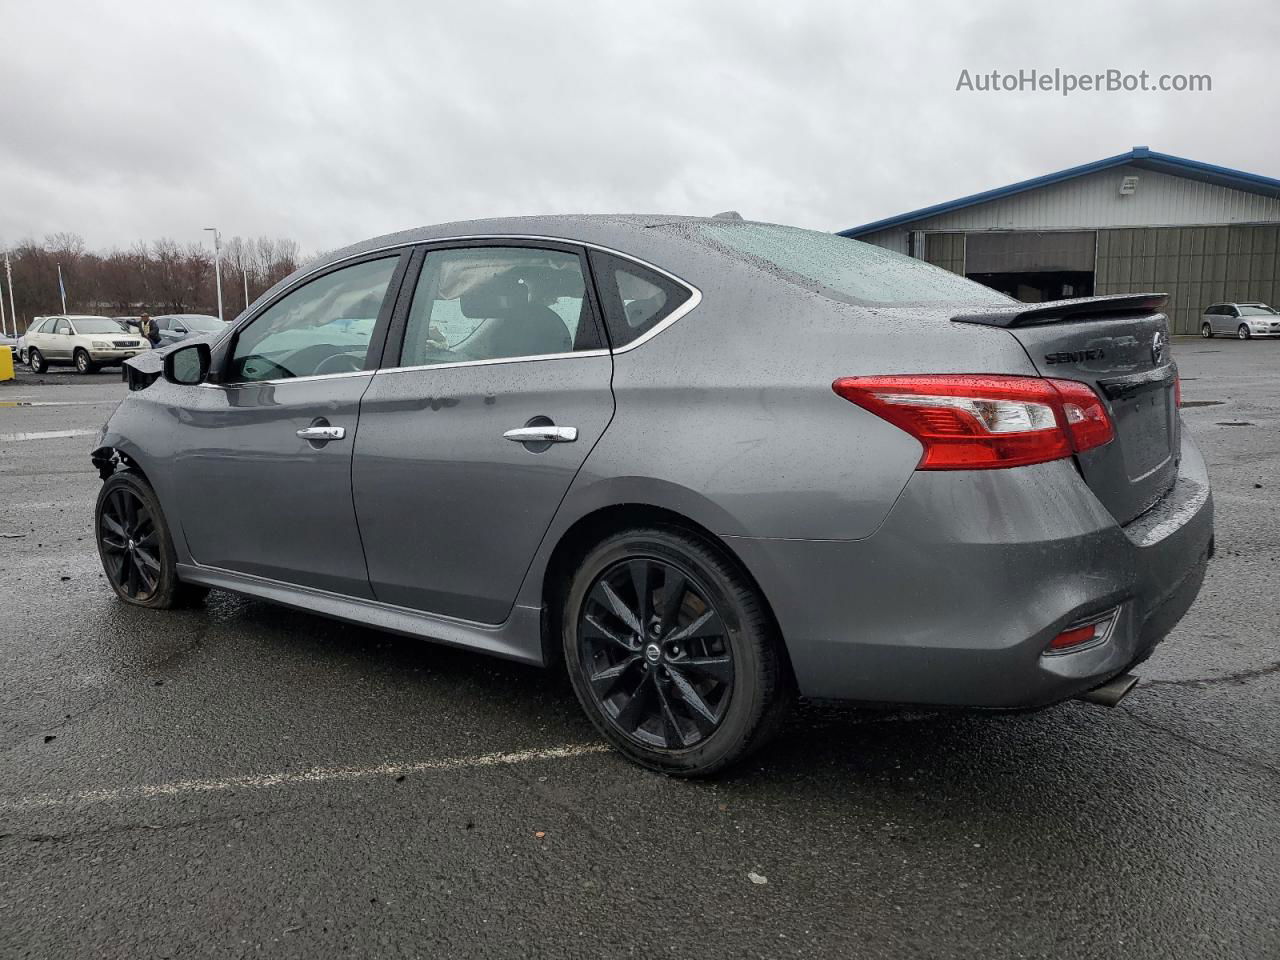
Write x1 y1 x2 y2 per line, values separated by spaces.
204 227 224 323
237 249 249 310
4 252 15 336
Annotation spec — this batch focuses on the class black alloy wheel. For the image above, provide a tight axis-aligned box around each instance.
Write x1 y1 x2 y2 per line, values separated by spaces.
579 556 735 750
98 485 162 601
95 470 207 609
563 527 790 776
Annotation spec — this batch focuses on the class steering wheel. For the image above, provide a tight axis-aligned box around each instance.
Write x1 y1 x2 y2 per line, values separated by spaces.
314 351 365 375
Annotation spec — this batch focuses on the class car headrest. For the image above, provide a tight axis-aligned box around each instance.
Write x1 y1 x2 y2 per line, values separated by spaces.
460 276 529 318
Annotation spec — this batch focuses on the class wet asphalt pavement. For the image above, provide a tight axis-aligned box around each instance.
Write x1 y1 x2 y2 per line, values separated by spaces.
1 342 1277 959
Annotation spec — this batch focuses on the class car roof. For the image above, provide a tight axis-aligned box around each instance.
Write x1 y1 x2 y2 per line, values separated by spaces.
308 214 746 275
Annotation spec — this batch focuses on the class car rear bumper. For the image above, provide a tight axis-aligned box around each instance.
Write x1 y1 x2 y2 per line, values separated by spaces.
728 431 1213 707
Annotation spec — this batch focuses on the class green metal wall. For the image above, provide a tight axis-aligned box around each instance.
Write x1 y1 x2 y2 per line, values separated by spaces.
1095 225 1280 335
923 233 965 274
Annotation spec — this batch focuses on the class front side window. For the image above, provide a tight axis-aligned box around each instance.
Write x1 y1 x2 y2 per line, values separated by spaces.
698 222 1012 308
589 251 693 348
399 246 599 367
229 256 399 382
54 320 72 335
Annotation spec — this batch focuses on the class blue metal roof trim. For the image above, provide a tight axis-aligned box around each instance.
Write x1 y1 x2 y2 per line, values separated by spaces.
839 147 1280 238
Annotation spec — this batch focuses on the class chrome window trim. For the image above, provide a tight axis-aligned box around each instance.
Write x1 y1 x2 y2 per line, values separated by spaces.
198 369 375 389
375 348 610 377
232 233 704 371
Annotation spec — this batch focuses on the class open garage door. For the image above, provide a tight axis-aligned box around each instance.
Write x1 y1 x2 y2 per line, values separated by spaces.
964 230 1096 302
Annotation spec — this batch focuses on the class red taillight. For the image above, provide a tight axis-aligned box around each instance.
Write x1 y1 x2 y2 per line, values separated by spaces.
1173 373 1182 408
831 374 1114 470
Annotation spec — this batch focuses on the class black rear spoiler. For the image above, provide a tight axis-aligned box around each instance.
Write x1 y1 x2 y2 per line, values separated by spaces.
952 292 1168 328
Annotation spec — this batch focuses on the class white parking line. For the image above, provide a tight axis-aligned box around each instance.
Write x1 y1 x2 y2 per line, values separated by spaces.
0 743 611 813
0 399 117 407
0 428 99 442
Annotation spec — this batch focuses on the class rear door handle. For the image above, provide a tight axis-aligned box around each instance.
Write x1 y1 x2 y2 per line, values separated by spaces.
503 426 578 443
296 426 346 441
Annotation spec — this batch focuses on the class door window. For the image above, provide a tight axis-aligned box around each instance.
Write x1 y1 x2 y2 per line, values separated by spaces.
229 256 400 382
54 319 72 335
398 246 600 367
588 252 693 347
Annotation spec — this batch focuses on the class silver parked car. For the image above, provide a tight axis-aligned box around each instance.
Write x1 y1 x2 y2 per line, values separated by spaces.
1200 301 1280 339
153 313 227 345
91 216 1213 775
24 315 147 373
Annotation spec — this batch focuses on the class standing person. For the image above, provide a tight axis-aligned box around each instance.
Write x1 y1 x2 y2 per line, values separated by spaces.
138 313 161 347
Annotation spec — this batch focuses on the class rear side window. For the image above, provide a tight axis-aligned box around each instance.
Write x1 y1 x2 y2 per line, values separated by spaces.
589 252 692 348
399 246 602 367
699 222 1011 307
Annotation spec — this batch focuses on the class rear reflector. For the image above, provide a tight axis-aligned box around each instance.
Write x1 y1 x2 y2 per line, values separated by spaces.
1050 623 1100 650
1046 608 1120 654
832 374 1114 470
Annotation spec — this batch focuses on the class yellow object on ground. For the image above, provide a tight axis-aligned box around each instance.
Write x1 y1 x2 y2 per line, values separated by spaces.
0 347 14 382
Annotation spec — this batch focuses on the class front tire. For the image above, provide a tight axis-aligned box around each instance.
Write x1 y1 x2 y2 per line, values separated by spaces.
95 471 207 609
562 527 790 776
1201 323 1213 338
74 348 96 374
1238 324 1251 340
28 348 47 373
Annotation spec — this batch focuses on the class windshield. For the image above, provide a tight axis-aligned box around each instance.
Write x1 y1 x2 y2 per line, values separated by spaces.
73 318 129 333
699 223 1011 307
180 315 226 332
1238 305 1277 316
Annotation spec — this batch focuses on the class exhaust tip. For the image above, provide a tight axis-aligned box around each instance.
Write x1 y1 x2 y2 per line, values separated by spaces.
1075 673 1139 708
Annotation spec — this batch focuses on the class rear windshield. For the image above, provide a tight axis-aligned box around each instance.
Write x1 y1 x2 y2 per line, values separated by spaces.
699 223 1011 308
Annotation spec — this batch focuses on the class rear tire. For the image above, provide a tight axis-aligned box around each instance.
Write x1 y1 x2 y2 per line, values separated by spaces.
95 471 208 609
1201 323 1213 339
1238 324 1251 340
562 526 791 777
74 348 96 374
28 348 47 373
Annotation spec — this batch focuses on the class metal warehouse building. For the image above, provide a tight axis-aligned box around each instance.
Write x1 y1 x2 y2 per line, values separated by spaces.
841 146 1280 335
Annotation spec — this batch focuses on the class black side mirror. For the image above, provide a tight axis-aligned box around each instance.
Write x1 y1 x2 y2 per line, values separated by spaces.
163 342 211 385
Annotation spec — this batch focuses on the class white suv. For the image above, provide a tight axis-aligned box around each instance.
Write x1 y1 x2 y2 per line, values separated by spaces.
23 315 149 374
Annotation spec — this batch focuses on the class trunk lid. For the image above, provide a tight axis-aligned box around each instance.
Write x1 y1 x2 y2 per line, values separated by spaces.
954 294 1179 525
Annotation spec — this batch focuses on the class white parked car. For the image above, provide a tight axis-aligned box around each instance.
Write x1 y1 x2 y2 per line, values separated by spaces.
23 315 149 374
1200 302 1280 339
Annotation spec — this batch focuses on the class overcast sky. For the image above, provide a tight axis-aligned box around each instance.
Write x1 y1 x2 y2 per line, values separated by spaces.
2 0 1275 254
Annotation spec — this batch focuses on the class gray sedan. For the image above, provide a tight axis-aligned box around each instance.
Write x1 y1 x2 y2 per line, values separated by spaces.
153 313 227 345
90 216 1213 775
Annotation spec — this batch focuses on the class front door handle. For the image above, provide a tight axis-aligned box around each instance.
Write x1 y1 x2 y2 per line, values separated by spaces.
297 425 346 441
503 425 578 444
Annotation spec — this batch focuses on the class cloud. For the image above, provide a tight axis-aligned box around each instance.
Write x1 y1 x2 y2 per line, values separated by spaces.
2 0 1275 254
